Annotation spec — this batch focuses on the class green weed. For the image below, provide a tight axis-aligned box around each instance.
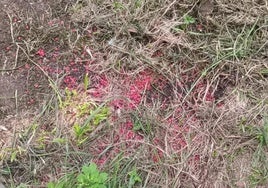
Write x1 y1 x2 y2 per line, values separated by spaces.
77 163 108 188
256 120 268 146
47 174 76 188
128 169 142 188
132 114 153 138
73 123 92 145
52 138 67 145
183 15 195 25
47 181 67 188
105 152 144 187
74 104 109 145
47 163 108 188
173 14 195 32
260 68 268 77
78 102 92 117
113 2 125 10
134 0 142 8
61 88 78 108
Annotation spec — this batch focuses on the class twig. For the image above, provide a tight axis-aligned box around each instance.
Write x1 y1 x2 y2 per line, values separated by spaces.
6 11 15 43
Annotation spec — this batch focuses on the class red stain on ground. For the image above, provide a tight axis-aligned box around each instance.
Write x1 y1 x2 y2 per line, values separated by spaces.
36 48 46 57
11 18 219 167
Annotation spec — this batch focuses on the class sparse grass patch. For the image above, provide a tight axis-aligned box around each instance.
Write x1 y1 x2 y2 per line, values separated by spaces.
248 119 268 186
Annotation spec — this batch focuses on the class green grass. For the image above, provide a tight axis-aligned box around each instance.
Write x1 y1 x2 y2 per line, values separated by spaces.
247 119 268 186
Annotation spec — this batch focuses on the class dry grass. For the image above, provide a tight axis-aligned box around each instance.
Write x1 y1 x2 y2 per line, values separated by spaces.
0 0 268 187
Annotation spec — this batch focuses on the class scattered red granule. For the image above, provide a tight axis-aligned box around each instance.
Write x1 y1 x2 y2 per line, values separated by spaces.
152 50 163 58
25 24 30 30
151 148 164 163
48 20 54 26
125 121 133 129
205 92 214 102
90 90 102 98
60 20 64 26
117 120 144 141
126 130 135 139
216 101 224 108
196 24 203 32
85 74 109 98
194 154 200 162
47 19 65 27
153 138 161 145
27 98 35 105
123 71 153 109
94 157 107 166
5 46 11 51
110 99 125 109
25 64 30 69
63 76 77 89
128 86 142 108
64 66 70 73
37 48 45 57
193 81 216 103
12 17 18 23
99 75 109 88
17 36 22 41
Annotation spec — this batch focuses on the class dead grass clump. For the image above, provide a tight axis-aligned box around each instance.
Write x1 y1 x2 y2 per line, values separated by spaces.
69 0 196 73
215 0 268 25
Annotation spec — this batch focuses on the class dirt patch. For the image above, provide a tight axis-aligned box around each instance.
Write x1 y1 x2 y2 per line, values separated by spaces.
0 75 23 116
0 0 71 160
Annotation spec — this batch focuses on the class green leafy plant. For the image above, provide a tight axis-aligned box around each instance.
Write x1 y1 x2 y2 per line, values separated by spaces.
172 14 195 32
73 123 92 145
133 119 152 137
183 15 195 25
77 163 108 188
128 169 142 188
5 146 25 163
260 68 268 77
78 102 92 117
134 0 142 8
92 106 109 125
182 15 195 31
47 163 108 188
73 104 109 145
61 88 78 108
52 138 67 145
47 181 66 188
16 183 28 188
113 2 125 10
46 174 76 188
